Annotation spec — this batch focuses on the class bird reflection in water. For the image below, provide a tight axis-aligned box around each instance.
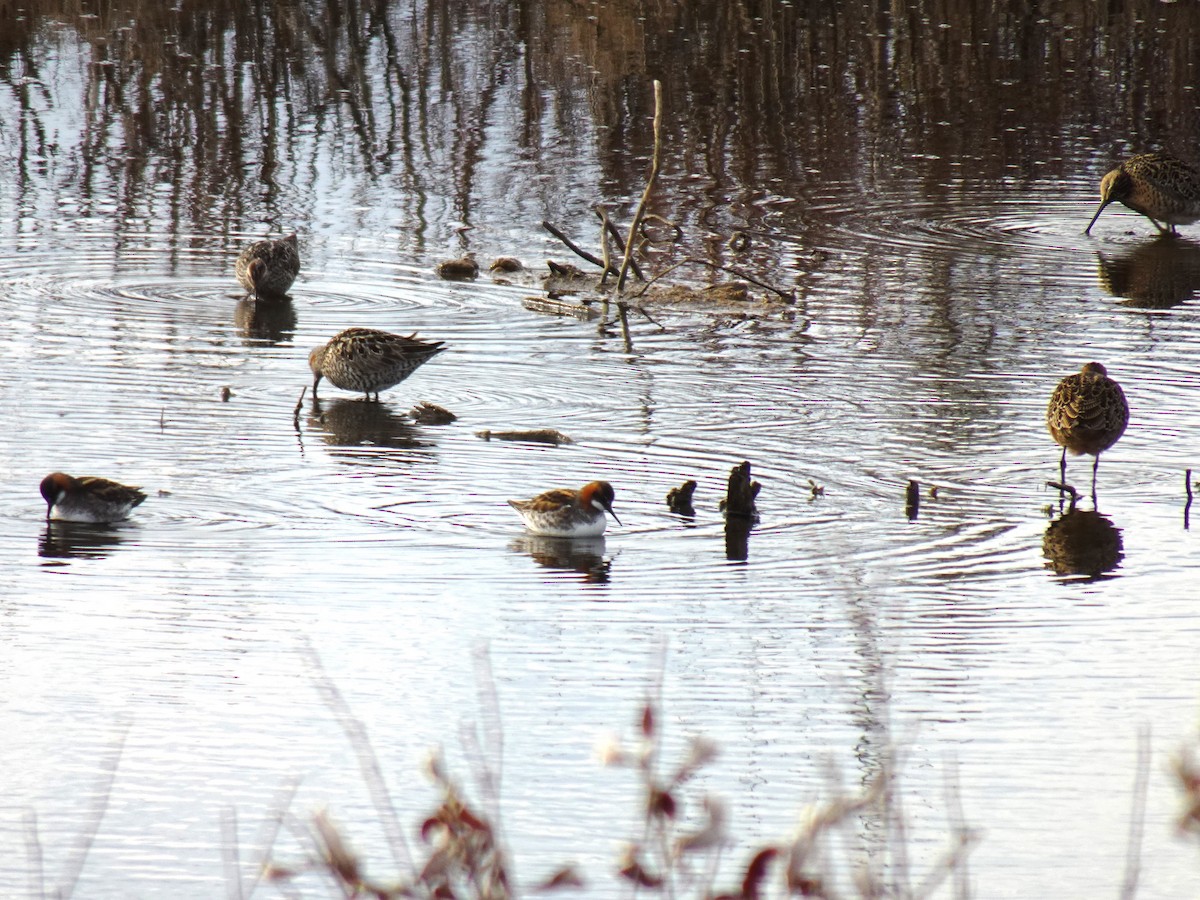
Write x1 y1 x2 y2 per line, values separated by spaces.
510 535 612 585
306 398 431 453
1096 235 1200 310
234 297 297 344
39 521 130 561
1042 507 1124 582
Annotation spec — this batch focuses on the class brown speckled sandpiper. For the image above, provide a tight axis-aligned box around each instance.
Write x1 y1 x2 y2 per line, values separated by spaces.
1085 153 1200 235
235 233 300 298
1046 362 1129 494
308 327 446 401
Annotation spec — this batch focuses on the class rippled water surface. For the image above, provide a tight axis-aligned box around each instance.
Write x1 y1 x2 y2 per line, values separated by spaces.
3 1 1200 897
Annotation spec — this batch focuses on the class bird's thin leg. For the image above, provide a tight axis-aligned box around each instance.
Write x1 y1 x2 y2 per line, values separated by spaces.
1091 455 1100 507
1059 447 1067 485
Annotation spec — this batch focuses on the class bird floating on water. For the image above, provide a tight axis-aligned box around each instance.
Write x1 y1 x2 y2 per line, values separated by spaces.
40 473 147 523
235 233 300 299
308 327 446 401
508 481 620 537
1085 153 1200 235
1046 362 1129 497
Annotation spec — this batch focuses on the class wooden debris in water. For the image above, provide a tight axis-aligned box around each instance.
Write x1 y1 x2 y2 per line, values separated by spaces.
435 255 479 280
220 386 233 402
488 256 523 273
905 480 920 520
475 428 574 446
616 80 663 292
666 480 697 516
1186 468 1193 530
409 402 457 425
808 478 825 500
542 223 616 276
721 461 760 520
522 295 599 320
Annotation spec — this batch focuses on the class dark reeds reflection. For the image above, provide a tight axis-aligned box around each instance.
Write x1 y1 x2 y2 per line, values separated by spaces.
234 298 297 344
509 535 611 584
7 1 1200 269
1042 507 1124 582
1096 236 1200 310
38 522 130 560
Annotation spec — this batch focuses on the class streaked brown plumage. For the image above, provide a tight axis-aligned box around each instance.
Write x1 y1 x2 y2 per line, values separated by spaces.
235 233 300 298
508 481 620 537
1046 362 1129 493
1085 153 1200 235
39 472 147 523
308 327 446 400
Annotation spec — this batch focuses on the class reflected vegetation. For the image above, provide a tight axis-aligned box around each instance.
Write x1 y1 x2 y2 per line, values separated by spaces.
1042 507 1124 582
38 521 131 560
6 0 1200 270
1096 236 1200 310
510 535 611 584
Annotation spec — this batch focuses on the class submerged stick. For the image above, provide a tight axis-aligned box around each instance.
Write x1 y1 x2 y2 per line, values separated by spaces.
1186 468 1193 530
686 258 796 302
542 221 616 275
617 302 633 352
598 210 614 287
617 80 663 293
595 208 644 281
293 386 306 432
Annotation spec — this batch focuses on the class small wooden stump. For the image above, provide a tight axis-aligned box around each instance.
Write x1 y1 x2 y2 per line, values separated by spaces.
722 461 759 562
666 480 697 517
905 480 920 521
722 461 760 520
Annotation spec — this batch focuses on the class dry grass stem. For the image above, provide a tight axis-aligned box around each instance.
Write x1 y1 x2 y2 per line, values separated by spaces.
617 80 663 293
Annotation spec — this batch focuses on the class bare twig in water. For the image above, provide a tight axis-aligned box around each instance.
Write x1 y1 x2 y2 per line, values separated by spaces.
598 209 614 288
686 257 796 302
1185 468 1193 530
617 303 633 351
617 80 664 293
56 723 129 899
594 208 644 281
302 642 415 875
1119 726 1152 900
542 221 617 276
292 386 306 432
638 213 684 244
1047 480 1080 508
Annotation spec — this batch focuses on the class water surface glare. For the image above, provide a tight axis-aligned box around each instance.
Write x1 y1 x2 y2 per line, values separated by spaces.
3 2 1200 897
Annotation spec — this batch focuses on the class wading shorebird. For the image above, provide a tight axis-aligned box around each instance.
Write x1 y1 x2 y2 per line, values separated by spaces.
1046 362 1129 497
508 481 620 537
308 327 446 401
1085 153 1200 235
39 473 147 523
235 233 300 299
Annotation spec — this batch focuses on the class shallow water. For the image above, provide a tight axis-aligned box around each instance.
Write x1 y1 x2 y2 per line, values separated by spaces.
3 1 1200 897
